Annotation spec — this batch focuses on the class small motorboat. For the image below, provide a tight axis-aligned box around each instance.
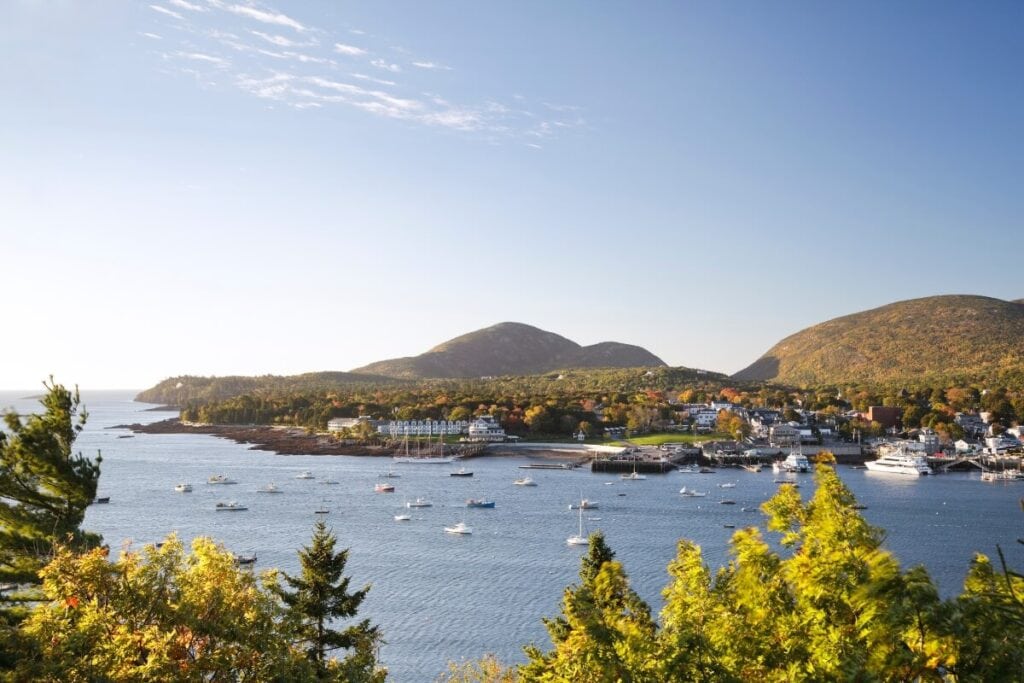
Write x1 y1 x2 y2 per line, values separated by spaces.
314 500 330 515
394 513 412 521
375 482 395 493
407 498 433 508
719 482 737 489
513 477 538 486
720 500 736 505
568 499 599 510
174 483 193 493
741 464 762 473
207 475 237 485
677 464 699 474
295 471 315 480
444 522 473 535
233 554 257 566
449 468 474 477
256 483 282 494
92 496 110 504
466 498 495 508
215 501 248 512
679 487 707 497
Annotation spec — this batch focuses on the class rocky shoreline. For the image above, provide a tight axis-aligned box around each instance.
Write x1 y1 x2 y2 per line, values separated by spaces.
115 419 391 456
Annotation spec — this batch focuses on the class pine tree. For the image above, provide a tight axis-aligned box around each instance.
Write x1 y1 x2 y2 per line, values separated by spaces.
278 520 384 682
0 380 101 618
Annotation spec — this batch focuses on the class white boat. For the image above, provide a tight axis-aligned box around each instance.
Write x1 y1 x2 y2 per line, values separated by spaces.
207 475 237 485
215 501 247 511
256 483 282 494
393 432 454 463
864 449 931 475
719 482 737 489
380 466 401 478
374 482 395 493
174 483 192 493
679 486 707 497
444 522 473 535
513 477 538 486
620 470 647 481
568 499 598 510
407 497 433 508
394 513 412 521
295 471 315 480
567 500 589 546
772 450 811 474
741 463 763 473
677 464 700 473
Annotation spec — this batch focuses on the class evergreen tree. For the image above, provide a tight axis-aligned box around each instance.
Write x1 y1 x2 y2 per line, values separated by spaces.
0 380 101 621
278 520 384 682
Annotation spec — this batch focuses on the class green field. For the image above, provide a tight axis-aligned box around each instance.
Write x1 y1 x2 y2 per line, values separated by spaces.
619 432 726 446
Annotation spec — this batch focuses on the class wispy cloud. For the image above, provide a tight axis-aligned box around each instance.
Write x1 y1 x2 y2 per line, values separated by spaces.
334 43 366 56
370 58 401 73
150 5 184 20
168 0 207 11
147 1 586 142
412 61 452 71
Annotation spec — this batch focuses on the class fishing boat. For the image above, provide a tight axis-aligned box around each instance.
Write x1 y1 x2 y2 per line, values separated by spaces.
450 468 474 477
295 470 315 480
215 501 248 512
374 482 395 493
406 497 433 508
466 498 495 508
567 499 589 546
174 483 192 493
568 499 598 510
256 483 282 493
233 553 257 566
513 476 537 486
207 475 237 485
444 522 473 535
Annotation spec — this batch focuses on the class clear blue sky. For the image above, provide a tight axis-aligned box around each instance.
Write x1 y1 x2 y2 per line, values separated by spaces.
2 1 1021 389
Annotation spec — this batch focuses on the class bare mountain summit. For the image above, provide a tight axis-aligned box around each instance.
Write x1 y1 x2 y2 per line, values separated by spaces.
351 322 666 379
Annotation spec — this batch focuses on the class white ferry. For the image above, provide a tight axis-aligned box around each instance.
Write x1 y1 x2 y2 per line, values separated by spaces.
864 449 931 476
772 450 811 473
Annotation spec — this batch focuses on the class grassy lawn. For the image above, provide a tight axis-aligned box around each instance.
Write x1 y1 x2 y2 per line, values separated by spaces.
621 432 728 446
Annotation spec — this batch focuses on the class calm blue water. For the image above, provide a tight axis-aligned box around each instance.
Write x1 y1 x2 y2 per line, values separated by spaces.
3 390 1024 681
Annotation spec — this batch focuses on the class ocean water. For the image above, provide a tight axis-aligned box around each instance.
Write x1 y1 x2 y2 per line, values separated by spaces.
3 390 1023 681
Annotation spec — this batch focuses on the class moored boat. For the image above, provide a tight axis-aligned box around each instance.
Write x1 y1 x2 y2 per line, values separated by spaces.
568 499 598 510
215 501 247 512
407 497 433 508
513 476 537 486
466 498 495 508
207 475 237 485
174 483 193 493
256 483 282 493
375 482 395 493
444 522 473 535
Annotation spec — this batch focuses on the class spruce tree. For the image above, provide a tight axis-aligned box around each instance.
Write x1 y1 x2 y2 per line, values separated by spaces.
279 520 384 682
0 380 101 617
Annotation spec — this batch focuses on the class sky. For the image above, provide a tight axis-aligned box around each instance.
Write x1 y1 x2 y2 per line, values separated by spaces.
1 1 1021 390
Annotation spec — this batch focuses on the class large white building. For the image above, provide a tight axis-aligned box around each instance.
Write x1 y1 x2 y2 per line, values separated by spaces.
377 419 469 437
466 415 507 442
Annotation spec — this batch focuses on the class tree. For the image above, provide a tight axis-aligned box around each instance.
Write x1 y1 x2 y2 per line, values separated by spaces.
16 536 311 681
0 380 101 621
277 521 384 682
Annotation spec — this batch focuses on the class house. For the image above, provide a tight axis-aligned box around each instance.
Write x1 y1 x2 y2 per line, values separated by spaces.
867 406 901 429
918 429 941 455
769 424 800 447
328 416 372 433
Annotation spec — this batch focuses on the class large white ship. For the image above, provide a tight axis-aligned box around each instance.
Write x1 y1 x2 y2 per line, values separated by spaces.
864 449 931 475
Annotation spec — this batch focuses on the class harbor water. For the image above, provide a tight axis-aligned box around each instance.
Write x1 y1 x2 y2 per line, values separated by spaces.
3 391 1023 681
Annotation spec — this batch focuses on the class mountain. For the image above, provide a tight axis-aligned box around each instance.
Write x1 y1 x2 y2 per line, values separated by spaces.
733 295 1024 385
350 322 666 379
135 371 406 406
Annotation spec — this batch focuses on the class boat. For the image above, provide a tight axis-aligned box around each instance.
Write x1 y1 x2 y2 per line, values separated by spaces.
720 500 736 505
741 463 763 473
406 497 433 508
380 465 401 478
215 501 248 511
864 449 931 476
513 476 538 486
981 471 1000 482
207 475 237 485
174 483 192 493
295 471 315 480
621 457 647 480
319 479 340 485
772 449 811 474
568 499 598 510
394 513 412 521
466 498 495 508
92 496 110 504
444 522 473 535
719 482 737 489
567 500 589 546
677 464 700 474
233 554 257 566
450 468 474 477
375 482 395 493
699 467 715 474
519 462 576 470
314 499 330 514
393 432 455 463
256 483 282 493
679 486 707 497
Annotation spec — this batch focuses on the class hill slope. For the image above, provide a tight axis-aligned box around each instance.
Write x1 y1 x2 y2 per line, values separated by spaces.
351 322 666 379
733 295 1024 385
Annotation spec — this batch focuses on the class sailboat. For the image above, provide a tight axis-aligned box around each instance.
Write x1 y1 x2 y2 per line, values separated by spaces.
393 430 454 464
620 456 646 480
567 499 589 546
